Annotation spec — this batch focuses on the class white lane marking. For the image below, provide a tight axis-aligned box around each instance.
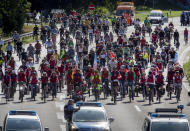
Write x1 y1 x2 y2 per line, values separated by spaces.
60 125 66 131
56 112 66 123
55 102 65 111
60 93 66 101
134 105 141 112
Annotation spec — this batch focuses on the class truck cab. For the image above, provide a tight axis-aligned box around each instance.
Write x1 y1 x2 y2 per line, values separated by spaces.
116 2 135 25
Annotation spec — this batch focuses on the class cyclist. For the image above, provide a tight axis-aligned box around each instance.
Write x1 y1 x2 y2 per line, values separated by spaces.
41 72 49 100
92 70 101 96
173 71 182 101
101 67 110 96
184 28 188 44
30 72 39 100
155 70 164 101
119 66 126 98
10 70 17 98
146 71 155 102
126 67 136 100
35 40 42 63
2 71 11 97
50 71 58 100
27 44 35 63
73 69 82 90
6 42 13 60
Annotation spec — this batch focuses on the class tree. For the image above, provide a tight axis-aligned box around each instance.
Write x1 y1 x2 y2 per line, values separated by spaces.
0 0 31 34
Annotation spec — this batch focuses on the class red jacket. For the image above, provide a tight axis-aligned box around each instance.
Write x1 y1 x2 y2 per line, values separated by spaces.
102 70 109 79
156 74 164 84
3 75 10 84
41 76 48 83
73 73 82 83
18 73 26 82
127 71 135 81
174 75 182 83
50 75 58 83
111 71 119 81
30 76 38 84
120 71 126 81
146 74 154 83
11 73 17 82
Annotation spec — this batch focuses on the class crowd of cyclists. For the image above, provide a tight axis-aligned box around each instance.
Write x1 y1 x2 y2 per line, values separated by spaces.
0 10 187 104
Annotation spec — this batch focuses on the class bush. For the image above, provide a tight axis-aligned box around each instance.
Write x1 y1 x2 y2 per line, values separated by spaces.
95 7 110 17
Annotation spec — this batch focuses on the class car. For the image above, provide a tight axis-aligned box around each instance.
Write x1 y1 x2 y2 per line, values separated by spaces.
0 110 49 131
148 10 167 24
67 102 114 131
142 105 190 131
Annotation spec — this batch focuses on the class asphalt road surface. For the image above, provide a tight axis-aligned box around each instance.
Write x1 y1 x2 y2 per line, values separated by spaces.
0 17 190 131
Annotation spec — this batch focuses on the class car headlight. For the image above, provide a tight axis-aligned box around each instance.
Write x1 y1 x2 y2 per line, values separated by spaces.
71 125 78 131
103 127 110 131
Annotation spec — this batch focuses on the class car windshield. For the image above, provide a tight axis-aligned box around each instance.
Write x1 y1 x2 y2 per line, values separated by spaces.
150 13 162 17
73 109 107 122
116 10 131 16
151 122 189 131
6 118 42 131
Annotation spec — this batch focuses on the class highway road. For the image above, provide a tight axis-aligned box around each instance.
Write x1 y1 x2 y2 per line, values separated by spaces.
0 17 190 131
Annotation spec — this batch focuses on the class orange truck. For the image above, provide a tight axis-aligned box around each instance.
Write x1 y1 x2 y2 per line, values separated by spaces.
116 2 135 25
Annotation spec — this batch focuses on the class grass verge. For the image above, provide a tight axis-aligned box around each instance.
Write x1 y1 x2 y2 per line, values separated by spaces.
1 35 40 51
184 60 190 82
135 10 182 22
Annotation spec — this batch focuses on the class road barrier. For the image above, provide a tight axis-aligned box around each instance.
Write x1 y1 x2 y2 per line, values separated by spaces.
3 31 40 44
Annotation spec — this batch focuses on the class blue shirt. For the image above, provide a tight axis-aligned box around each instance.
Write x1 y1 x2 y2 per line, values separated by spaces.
6 45 13 51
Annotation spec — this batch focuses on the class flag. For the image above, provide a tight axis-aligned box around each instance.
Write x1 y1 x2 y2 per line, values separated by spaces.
93 53 97 69
174 52 178 63
109 51 116 59
60 49 65 58
76 55 78 67
38 12 40 16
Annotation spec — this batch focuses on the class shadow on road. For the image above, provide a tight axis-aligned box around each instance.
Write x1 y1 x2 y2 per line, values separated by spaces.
122 101 131 104
142 103 151 106
169 102 178 104
36 102 46 104
105 103 116 105
136 100 145 103
12 101 23 104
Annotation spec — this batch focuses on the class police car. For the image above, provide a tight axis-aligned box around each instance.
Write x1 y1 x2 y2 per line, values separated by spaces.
0 110 49 131
67 102 114 131
142 105 190 131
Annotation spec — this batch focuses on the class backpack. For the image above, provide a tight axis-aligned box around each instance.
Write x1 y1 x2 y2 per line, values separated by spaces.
64 104 68 119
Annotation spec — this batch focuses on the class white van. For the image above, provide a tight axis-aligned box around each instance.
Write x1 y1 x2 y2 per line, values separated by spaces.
148 10 168 24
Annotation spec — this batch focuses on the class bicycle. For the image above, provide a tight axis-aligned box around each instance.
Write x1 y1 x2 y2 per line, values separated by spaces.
94 84 100 101
102 79 109 99
19 82 26 103
4 84 10 104
41 83 48 103
147 84 154 105
166 81 174 100
156 84 163 103
112 80 119 104
175 83 182 103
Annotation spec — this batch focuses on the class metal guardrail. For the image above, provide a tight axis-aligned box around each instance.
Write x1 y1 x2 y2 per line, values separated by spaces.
4 32 34 44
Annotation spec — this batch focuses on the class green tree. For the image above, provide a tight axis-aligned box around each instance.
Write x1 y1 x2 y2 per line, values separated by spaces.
0 0 31 34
